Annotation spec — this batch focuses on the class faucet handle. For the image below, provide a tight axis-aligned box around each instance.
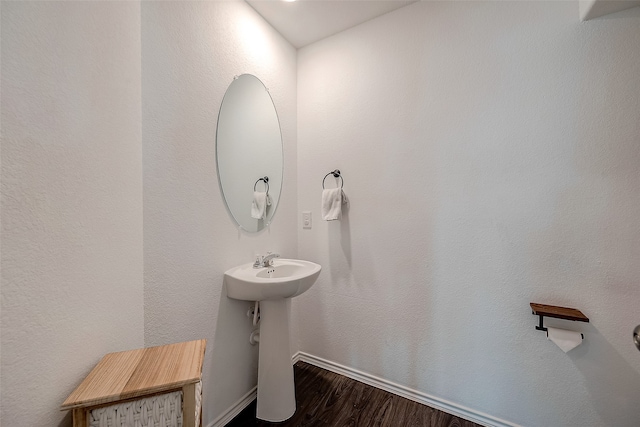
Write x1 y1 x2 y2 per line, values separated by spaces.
253 254 263 268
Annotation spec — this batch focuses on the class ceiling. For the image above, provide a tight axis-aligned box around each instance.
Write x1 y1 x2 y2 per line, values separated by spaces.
580 0 640 20
247 0 640 49
246 0 417 48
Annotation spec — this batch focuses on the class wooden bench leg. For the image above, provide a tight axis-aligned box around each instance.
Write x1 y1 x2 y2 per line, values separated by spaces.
72 408 87 427
183 383 199 427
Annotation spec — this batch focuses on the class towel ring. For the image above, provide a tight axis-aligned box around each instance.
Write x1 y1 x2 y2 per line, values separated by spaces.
254 176 269 193
322 170 343 189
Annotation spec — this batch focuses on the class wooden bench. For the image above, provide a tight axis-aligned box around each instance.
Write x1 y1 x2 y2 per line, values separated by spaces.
61 339 206 427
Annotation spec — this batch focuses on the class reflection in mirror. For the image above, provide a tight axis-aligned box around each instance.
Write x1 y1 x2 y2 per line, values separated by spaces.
216 75 283 232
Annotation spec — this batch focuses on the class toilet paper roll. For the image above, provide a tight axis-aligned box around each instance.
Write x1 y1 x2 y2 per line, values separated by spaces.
547 326 583 353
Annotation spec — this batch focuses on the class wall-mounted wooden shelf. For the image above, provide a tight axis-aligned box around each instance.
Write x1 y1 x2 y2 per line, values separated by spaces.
530 302 589 332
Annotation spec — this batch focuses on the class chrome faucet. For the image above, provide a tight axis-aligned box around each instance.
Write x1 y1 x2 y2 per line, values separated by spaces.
253 252 280 268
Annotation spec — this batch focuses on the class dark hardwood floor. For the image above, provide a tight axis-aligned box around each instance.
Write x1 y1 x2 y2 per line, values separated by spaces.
226 361 483 427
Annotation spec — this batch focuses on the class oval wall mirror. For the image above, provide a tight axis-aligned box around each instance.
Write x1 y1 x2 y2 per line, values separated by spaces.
216 74 283 232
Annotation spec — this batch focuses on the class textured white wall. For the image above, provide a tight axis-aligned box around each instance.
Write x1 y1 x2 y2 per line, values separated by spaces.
1 2 144 426
141 2 297 425
296 2 640 426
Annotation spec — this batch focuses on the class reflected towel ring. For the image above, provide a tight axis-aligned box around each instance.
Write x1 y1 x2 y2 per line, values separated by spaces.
254 176 269 193
322 170 343 189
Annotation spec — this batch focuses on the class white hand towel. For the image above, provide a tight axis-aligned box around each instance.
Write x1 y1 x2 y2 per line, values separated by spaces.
321 188 348 221
251 191 271 219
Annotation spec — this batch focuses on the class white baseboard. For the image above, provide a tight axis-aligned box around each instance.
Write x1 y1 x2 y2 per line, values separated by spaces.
209 352 520 427
206 386 257 427
294 351 521 427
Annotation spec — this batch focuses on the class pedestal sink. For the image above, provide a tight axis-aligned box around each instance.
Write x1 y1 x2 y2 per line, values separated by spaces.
225 259 321 422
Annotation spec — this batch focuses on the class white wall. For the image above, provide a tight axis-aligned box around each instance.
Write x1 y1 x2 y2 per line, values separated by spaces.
296 2 640 426
1 2 144 426
141 2 297 425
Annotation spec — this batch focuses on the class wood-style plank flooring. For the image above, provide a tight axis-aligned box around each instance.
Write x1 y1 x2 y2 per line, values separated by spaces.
227 361 483 427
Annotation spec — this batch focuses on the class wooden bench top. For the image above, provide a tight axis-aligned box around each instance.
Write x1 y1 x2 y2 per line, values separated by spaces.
61 339 206 410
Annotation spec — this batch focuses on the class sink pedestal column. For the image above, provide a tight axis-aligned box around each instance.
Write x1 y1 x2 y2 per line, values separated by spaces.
256 299 296 422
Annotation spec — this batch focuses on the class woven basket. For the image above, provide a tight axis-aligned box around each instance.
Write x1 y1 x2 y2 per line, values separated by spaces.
89 381 202 427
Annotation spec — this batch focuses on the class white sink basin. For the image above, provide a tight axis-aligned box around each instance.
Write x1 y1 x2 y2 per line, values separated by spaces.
225 259 321 301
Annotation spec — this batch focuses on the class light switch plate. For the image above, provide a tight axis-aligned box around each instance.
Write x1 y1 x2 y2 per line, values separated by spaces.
302 211 312 229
